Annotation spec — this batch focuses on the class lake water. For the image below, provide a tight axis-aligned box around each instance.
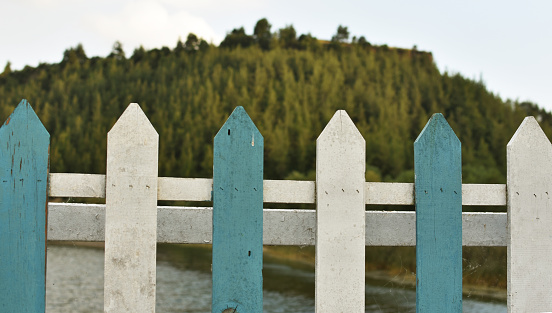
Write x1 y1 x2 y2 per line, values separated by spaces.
46 244 506 312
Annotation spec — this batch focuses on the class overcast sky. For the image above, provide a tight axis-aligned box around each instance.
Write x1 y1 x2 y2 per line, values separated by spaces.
2 0 551 112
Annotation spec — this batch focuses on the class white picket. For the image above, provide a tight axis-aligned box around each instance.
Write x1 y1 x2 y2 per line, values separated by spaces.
104 103 159 313
315 110 366 312
507 117 552 312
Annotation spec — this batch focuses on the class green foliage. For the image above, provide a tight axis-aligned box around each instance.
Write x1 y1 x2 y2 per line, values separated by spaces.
220 27 254 49
357 36 370 47
62 44 87 65
278 25 298 49
109 41 125 60
297 33 320 51
184 33 199 52
2 61 11 75
253 18 273 51
181 33 209 53
331 25 350 43
1 23 550 196
366 165 382 182
222 18 322 52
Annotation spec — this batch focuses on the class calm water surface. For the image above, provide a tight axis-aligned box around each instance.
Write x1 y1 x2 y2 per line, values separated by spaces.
46 244 506 312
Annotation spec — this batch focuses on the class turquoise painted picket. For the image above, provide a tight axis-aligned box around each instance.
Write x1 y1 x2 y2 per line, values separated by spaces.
414 113 462 312
212 106 264 313
0 100 50 313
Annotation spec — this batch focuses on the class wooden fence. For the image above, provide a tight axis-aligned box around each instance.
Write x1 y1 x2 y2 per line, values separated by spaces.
1 99 551 313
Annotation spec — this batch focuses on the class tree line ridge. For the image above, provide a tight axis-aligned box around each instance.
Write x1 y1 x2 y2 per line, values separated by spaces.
1 18 550 187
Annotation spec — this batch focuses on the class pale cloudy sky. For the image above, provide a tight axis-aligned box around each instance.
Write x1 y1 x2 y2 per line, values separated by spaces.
2 0 551 112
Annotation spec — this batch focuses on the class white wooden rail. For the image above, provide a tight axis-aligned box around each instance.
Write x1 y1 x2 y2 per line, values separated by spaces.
49 173 506 205
47 174 507 246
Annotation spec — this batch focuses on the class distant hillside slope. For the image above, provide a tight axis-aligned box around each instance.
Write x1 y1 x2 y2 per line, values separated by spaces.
1 24 550 186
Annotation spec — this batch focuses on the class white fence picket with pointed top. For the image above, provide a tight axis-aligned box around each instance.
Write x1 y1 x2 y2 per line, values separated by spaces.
104 103 159 313
315 110 366 312
507 117 552 312
4 100 552 313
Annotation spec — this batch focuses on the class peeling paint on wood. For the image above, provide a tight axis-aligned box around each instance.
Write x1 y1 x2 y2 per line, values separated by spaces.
48 173 506 206
48 173 105 198
212 107 263 313
47 204 508 246
507 117 552 312
0 100 49 313
315 110 365 312
104 103 158 313
414 113 462 313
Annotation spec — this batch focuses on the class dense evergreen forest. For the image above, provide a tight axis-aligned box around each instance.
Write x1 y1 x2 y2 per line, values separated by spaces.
1 18 551 186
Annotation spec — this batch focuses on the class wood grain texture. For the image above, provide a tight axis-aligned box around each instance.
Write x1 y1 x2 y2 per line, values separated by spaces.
104 103 158 313
48 203 105 241
0 100 49 313
315 110 365 312
47 204 508 246
414 113 462 312
212 107 263 313
158 177 212 201
157 178 314 203
47 173 506 205
507 117 552 312
49 173 105 198
264 179 315 203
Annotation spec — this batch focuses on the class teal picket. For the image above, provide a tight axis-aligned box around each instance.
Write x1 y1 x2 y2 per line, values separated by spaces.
0 100 50 312
414 113 462 312
212 107 264 313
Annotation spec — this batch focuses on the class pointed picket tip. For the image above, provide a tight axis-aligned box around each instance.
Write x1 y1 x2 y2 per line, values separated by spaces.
317 110 364 144
1 99 49 139
104 103 159 311
315 109 365 311
0 99 49 312
507 116 551 149
108 103 158 138
414 112 462 312
414 113 459 147
214 106 262 141
212 105 264 312
506 119 552 311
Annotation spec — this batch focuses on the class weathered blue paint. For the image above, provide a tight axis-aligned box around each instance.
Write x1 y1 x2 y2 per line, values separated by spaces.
0 100 50 313
212 107 263 313
414 113 462 313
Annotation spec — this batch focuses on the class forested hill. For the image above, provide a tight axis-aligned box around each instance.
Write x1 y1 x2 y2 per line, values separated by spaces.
1 20 551 184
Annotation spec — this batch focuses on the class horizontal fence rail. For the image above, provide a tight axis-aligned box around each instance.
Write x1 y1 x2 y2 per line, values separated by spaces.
48 174 508 246
47 203 507 246
49 173 506 205
48 170 509 246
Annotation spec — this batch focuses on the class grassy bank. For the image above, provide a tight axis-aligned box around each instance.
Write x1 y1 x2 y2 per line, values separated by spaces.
263 245 506 302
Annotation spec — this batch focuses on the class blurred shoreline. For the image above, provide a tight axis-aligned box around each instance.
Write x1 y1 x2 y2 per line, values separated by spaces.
47 241 506 303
